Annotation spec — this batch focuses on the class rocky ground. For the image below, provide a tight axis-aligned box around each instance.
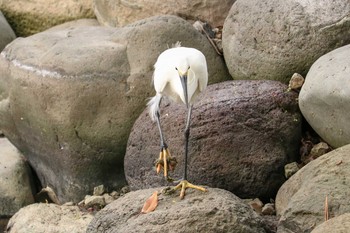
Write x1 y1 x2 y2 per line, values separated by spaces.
1 0 350 232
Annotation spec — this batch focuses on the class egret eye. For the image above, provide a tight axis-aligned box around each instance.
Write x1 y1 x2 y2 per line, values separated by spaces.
188 66 190 70
175 67 178 71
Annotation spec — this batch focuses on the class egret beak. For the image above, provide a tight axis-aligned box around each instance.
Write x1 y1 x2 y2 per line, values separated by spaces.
179 73 189 108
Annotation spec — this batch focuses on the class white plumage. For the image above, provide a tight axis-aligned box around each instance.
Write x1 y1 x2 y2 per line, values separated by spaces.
148 45 208 121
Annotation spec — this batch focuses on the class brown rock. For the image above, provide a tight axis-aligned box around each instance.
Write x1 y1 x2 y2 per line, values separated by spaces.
125 80 301 200
87 187 268 233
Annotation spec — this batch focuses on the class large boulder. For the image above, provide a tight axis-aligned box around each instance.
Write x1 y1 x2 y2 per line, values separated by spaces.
87 187 269 233
93 0 236 28
310 213 350 233
299 45 350 148
0 0 95 36
0 11 16 52
223 0 350 83
125 80 301 200
0 16 230 203
0 138 35 216
6 203 93 233
275 144 350 233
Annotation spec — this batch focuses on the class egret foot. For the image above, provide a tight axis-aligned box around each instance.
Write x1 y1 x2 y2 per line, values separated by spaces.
173 180 207 199
155 147 177 181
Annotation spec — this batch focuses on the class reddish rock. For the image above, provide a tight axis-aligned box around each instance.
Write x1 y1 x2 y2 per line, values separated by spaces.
125 80 301 200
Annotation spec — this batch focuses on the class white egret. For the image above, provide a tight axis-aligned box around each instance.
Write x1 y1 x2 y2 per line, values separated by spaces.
148 42 208 199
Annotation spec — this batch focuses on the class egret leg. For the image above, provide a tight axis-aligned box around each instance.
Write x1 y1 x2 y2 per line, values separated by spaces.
170 105 207 199
154 110 177 181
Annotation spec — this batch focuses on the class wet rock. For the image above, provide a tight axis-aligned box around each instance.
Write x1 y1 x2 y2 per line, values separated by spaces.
87 187 269 233
125 80 301 200
299 45 350 148
223 0 350 83
6 203 93 233
0 15 229 203
276 144 350 233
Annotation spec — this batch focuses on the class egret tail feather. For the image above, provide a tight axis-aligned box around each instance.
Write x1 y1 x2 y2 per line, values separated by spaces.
147 94 162 122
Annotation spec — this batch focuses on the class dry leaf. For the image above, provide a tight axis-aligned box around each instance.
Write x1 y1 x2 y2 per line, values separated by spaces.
141 191 158 214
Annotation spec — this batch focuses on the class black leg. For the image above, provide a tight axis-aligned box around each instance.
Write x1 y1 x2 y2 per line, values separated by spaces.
183 105 192 180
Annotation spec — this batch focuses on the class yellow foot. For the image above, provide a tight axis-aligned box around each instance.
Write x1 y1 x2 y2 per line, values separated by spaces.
173 180 207 199
155 148 177 181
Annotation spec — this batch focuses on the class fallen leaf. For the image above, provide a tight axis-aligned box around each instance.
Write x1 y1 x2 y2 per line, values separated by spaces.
141 191 158 214
336 160 342 165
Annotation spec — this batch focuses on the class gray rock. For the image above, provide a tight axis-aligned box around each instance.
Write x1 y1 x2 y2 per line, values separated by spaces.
93 0 236 28
125 80 301 200
284 162 299 179
276 144 350 233
299 45 350 148
0 15 230 203
0 11 16 51
309 142 331 159
87 187 269 233
0 0 95 36
223 0 350 83
93 184 105 196
262 203 276 216
84 195 105 208
0 138 35 216
310 213 350 233
6 203 93 233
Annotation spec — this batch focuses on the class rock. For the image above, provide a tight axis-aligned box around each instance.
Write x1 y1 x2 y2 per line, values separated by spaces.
93 185 105 196
223 0 350 83
249 198 264 214
0 11 16 52
87 187 269 233
0 0 95 36
125 80 301 200
284 162 299 179
309 142 331 159
6 203 93 233
0 16 229 203
103 194 114 205
299 45 350 148
287 73 304 91
275 144 350 233
84 195 105 208
262 203 276 216
0 138 35 216
310 213 350 233
93 0 236 28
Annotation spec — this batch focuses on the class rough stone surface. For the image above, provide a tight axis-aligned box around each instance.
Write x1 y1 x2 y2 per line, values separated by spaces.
223 0 350 83
0 11 16 52
93 0 236 28
299 45 350 148
310 213 350 233
6 203 93 233
276 144 350 233
125 80 301 200
87 187 269 233
0 16 230 203
0 0 95 36
0 137 35 216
